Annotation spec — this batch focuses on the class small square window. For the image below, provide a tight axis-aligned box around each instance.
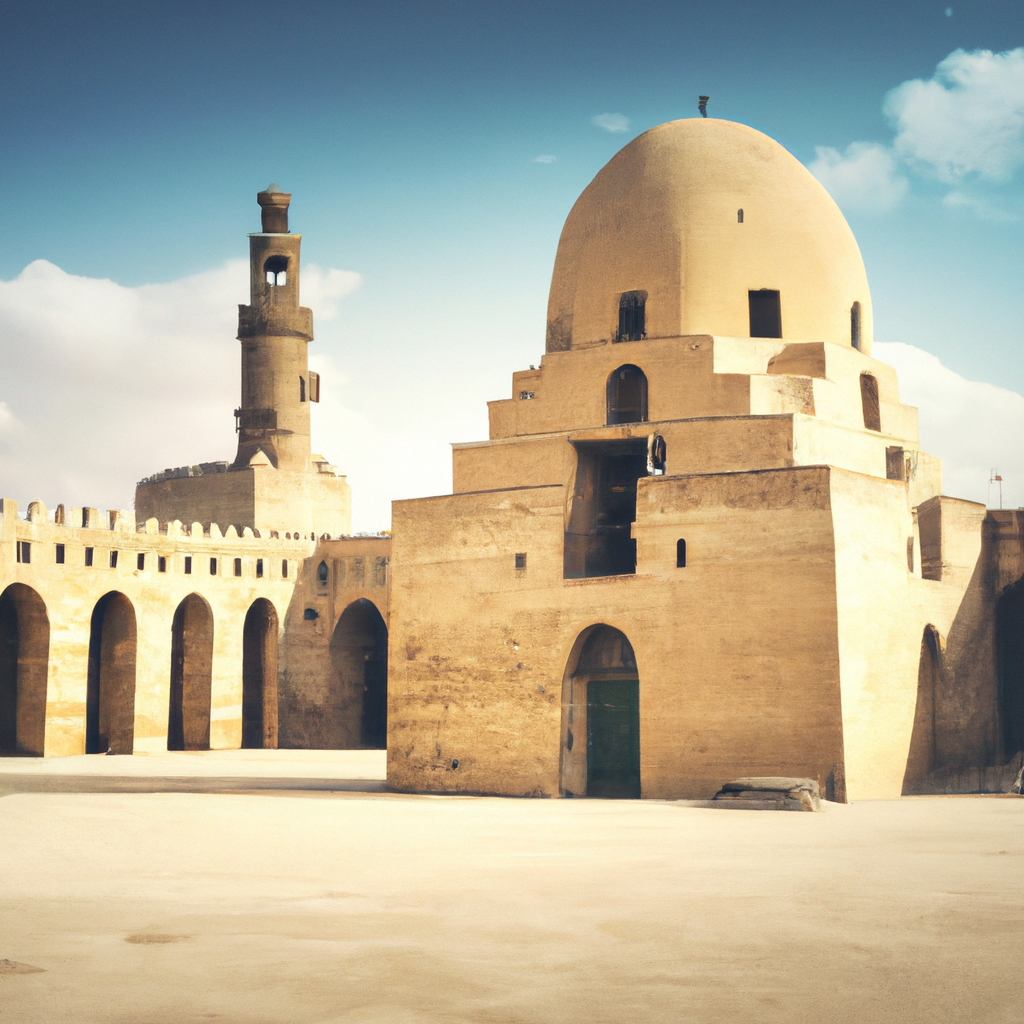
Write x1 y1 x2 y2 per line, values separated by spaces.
184 556 192 575
210 557 218 576
85 547 94 567
137 552 145 571
55 543 65 564
234 557 242 577
109 550 118 569
515 552 527 569
158 555 167 573
256 558 264 579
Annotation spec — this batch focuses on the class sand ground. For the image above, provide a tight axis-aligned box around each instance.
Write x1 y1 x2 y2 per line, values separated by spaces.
1 750 1022 1024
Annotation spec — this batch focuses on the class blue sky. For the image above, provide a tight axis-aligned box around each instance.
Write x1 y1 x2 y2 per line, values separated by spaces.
1 1 1022 529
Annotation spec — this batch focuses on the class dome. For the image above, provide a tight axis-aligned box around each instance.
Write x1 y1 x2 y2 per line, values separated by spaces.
546 119 873 355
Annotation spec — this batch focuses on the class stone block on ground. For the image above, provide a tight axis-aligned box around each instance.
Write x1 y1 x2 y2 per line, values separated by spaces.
712 777 821 811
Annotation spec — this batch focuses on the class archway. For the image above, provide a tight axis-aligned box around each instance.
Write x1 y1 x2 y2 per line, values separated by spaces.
86 592 137 754
242 598 278 749
606 365 648 425
998 580 1024 760
0 584 50 756
902 625 941 793
328 599 388 749
168 594 214 751
560 625 640 798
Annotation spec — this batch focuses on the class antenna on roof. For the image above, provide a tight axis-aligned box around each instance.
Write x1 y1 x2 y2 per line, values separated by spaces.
698 96 709 118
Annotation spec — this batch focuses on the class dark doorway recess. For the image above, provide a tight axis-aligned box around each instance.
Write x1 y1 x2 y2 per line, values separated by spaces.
242 598 278 749
748 289 782 338
0 584 49 756
606 365 648 425
565 439 647 579
86 592 137 754
168 594 214 751
903 625 941 793
329 599 389 749
998 581 1024 760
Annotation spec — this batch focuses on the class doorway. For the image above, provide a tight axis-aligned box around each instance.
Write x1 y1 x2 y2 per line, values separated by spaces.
168 594 214 751
86 592 137 754
242 598 278 749
329 599 388 749
0 584 49 756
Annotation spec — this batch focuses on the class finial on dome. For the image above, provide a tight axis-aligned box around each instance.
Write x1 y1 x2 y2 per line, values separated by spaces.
698 96 709 118
256 185 291 233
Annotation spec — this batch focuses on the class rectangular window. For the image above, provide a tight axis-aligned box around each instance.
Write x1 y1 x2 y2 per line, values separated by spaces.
515 552 527 569
158 555 167 573
16 541 30 564
676 538 687 568
281 559 288 579
109 550 118 569
85 547 94 567
55 543 65 564
184 556 192 575
137 552 146 571
234 557 242 577
886 446 906 482
210 557 218 576
256 558 264 578
748 289 782 339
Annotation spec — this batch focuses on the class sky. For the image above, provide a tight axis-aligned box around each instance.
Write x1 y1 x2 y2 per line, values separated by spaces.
0 0 1022 530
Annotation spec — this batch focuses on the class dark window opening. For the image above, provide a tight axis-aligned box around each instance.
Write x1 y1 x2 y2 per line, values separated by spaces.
737 208 744 223
907 538 915 573
264 255 288 287
564 439 647 579
861 374 881 432
16 541 30 564
676 539 687 567
55 543 65 564
648 434 666 475
234 558 242 577
281 559 288 579
887 446 906 481
209 557 217 576
749 289 782 338
851 301 862 350
303 608 319 621
109 550 118 569
515 552 527 569
317 560 329 585
256 558 264 579
85 547 94 567
617 291 646 342
299 376 306 402
184 556 192 575
606 365 648 425
158 556 167 573
137 553 145 571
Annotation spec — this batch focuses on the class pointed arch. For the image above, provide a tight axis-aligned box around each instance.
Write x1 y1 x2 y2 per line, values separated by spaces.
242 598 278 748
168 594 214 751
86 592 137 754
606 364 648 425
328 599 388 749
903 625 941 793
0 584 50 756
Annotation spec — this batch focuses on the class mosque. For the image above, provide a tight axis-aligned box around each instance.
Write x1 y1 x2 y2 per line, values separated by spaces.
2 116 1023 801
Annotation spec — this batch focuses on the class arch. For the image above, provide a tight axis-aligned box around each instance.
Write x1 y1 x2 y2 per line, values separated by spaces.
242 598 278 749
328 599 388 749
0 584 50 756
606 364 648 425
559 624 640 799
998 581 1024 760
167 594 214 751
86 592 137 754
902 625 941 793
860 373 881 432
263 254 288 286
617 291 646 342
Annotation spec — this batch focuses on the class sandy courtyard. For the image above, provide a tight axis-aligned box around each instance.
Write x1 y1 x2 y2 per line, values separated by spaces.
1 751 1022 1024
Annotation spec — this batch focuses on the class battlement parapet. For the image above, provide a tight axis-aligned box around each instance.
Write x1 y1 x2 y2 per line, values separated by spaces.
137 461 230 486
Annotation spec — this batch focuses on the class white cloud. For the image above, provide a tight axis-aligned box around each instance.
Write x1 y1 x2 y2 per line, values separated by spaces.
875 341 1024 508
592 113 629 133
0 259 360 515
940 190 1019 222
533 154 556 164
884 47 1024 182
808 141 908 213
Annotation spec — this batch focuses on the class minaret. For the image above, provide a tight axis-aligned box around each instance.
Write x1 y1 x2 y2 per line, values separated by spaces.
233 185 314 472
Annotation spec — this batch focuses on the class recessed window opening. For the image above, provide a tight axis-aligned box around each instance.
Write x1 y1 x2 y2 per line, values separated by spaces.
264 255 288 286
886 446 906 481
158 556 167 573
281 559 289 579
606 364 648 425
256 558 264 579
317 560 329 585
676 539 687 568
85 547 94 567
16 541 30 564
749 289 782 338
184 556 192 575
210 557 218 576
851 301 862 351
737 208 744 223
137 553 145 571
515 553 527 569
860 374 881 432
109 550 118 569
55 543 65 564
299 376 306 402
234 558 242 577
617 291 646 342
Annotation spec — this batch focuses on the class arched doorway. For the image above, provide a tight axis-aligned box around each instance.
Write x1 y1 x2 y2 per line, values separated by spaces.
998 580 1024 761
86 592 137 755
560 625 640 798
903 625 941 793
242 598 278 749
0 584 50 756
168 594 214 751
329 599 388 749
606 364 648 425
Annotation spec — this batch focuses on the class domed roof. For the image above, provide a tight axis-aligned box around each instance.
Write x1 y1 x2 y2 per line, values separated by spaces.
546 118 872 355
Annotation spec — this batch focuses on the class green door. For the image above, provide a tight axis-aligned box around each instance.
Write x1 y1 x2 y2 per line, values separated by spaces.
587 679 640 798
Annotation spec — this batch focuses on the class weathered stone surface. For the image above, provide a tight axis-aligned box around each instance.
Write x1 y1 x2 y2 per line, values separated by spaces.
713 777 821 811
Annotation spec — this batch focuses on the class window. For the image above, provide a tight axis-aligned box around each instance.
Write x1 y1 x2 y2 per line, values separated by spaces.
234 557 242 577
210 557 218 576
749 289 782 338
281 559 289 579
109 550 118 569
886 446 906 481
518 391 535 400
618 291 646 342
907 538 915 573
264 254 288 286
515 553 527 569
737 208 744 223
317 560 329 585
256 558 264 579
16 541 30 564
851 301 862 351
676 539 687 568
184 556 192 575
158 555 167 573
55 543 65 564
85 547 94 567
137 553 146 571
606 365 648 425
299 376 306 402
860 374 881 432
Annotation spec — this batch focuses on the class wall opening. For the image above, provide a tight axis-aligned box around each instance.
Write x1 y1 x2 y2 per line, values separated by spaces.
560 625 640 798
56 544 65 564
299 376 306 402
851 300 862 350
242 598 278 749
564 439 647 579
886 446 906 481
748 289 782 338
903 626 941 792
167 594 214 752
676 539 687 567
606 365 648 425
737 208 744 223
617 291 646 342
86 592 137 754
860 374 881 432
264 255 288 286
0 584 50 756
327 599 389 749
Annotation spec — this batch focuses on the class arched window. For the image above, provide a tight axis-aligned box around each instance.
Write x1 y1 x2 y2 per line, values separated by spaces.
851 301 862 350
617 291 646 342
737 208 744 223
317 560 329 585
299 376 306 402
264 255 288 286
606 365 648 425
676 539 686 567
860 373 881 431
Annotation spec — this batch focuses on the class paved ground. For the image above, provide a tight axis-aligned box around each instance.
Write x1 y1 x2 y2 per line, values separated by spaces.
1 751 1022 1024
